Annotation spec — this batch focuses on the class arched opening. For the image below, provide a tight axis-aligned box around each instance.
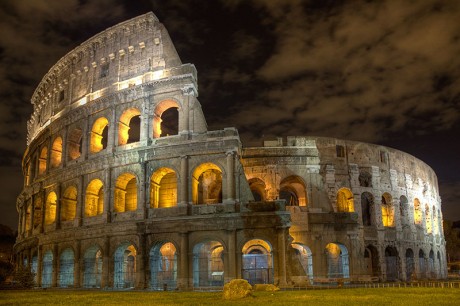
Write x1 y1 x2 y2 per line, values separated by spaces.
41 250 53 288
361 192 374 226
30 156 37 181
25 202 32 231
381 193 394 227
385 246 399 281
193 241 224 287
336 188 354 212
118 108 141 145
248 178 266 201
419 249 426 279
33 196 42 229
364 245 379 277
425 204 432 234
39 147 48 175
67 128 83 161
437 251 442 279
83 246 102 288
59 248 74 287
50 137 62 168
31 253 38 284
428 250 435 279
325 243 349 279
291 243 313 282
149 242 177 290
432 207 438 235
414 198 422 225
192 163 222 205
153 100 179 138
114 243 137 289
44 192 57 225
242 239 273 285
399 196 409 226
85 179 104 217
405 249 415 281
114 173 137 213
90 117 109 153
150 168 177 208
61 186 77 221
359 170 372 187
279 176 307 206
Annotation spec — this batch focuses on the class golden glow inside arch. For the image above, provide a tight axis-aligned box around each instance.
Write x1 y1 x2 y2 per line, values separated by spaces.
118 108 141 146
336 188 354 212
39 146 48 175
67 128 82 161
85 179 104 217
45 192 57 225
153 99 179 138
50 137 62 168
114 173 137 212
150 167 177 208
61 186 77 221
248 177 266 201
279 175 307 206
414 198 422 225
192 163 222 205
90 117 109 153
242 239 272 254
381 192 395 227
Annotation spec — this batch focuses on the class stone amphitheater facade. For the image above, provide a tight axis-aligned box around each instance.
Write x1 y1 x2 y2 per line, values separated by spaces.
14 12 446 289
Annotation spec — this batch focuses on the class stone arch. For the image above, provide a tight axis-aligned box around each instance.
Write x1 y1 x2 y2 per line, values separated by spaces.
114 243 137 289
59 248 74 287
359 170 372 187
385 246 399 281
118 107 141 145
361 192 374 226
425 204 432 234
33 196 42 229
248 177 266 201
279 175 307 206
405 248 415 281
364 245 379 277
67 128 83 161
242 239 274 285
25 201 32 231
428 250 435 278
85 179 104 217
192 240 225 287
336 188 354 212
150 167 177 208
41 250 53 288
149 241 178 290
192 163 223 205
153 99 180 138
61 186 77 221
83 245 102 288
325 243 349 279
291 243 313 282
419 249 426 279
50 136 63 168
31 252 38 284
399 196 409 226
39 146 48 175
90 117 109 153
414 198 422 225
114 173 137 213
381 192 394 227
45 191 57 225
437 251 442 279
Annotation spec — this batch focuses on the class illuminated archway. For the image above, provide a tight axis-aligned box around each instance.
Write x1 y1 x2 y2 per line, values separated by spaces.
50 137 62 168
193 240 224 287
385 246 399 281
118 108 141 145
90 117 109 153
59 248 74 287
381 193 394 227
361 192 374 226
149 242 177 290
67 128 82 161
39 146 48 175
279 176 307 206
192 163 222 205
153 100 179 138
291 243 313 282
242 239 273 285
33 196 42 229
336 188 354 212
425 204 432 234
44 192 57 225
41 250 53 288
83 246 102 288
414 198 422 225
114 173 137 212
248 178 266 201
114 243 137 289
85 179 104 217
150 168 177 208
61 186 77 221
325 243 349 279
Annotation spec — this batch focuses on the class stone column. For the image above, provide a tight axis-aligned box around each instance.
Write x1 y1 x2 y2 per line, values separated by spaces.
37 245 43 287
180 155 189 206
52 244 58 287
76 175 84 227
40 191 46 233
30 197 35 236
105 167 112 223
226 230 236 282
178 232 189 290
102 237 110 288
55 184 61 229
137 234 147 289
225 151 235 204
277 228 287 286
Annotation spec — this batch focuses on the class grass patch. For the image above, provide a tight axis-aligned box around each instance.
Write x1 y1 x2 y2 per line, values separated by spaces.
0 288 459 305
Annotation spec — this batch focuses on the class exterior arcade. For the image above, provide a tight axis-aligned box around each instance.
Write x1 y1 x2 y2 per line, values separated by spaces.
14 12 446 289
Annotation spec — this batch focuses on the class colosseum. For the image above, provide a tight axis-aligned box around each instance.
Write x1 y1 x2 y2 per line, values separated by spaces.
14 12 447 289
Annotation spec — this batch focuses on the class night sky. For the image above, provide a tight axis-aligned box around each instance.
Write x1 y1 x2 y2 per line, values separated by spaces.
0 0 459 231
